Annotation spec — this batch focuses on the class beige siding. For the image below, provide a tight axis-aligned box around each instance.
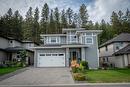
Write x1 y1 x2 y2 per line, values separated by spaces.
99 42 130 58
108 56 115 65
114 42 129 52
115 56 124 68
128 54 130 64
99 44 114 57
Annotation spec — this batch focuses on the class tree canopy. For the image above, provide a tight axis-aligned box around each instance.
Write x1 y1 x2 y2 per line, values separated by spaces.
0 3 130 45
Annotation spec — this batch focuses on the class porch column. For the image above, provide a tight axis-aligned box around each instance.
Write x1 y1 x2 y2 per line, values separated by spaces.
34 50 37 67
124 54 128 67
66 48 69 67
81 47 85 61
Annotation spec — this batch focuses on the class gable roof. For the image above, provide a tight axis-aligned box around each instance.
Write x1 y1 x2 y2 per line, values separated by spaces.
0 36 22 43
113 44 130 55
40 34 66 37
62 28 85 33
5 46 33 53
22 40 39 45
0 48 6 52
99 33 130 48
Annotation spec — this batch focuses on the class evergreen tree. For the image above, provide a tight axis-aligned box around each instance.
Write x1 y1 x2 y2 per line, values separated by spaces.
13 10 23 40
122 9 130 33
7 8 13 18
54 7 60 33
86 20 94 29
79 4 89 28
23 7 34 40
61 9 68 28
111 11 123 34
72 13 78 28
49 9 55 33
33 7 40 42
40 3 49 34
6 8 13 37
94 22 100 30
66 8 73 26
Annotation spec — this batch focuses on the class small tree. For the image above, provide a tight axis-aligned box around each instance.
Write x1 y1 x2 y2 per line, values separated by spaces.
19 50 27 67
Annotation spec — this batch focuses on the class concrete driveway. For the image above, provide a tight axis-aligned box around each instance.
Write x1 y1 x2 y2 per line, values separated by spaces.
0 67 74 85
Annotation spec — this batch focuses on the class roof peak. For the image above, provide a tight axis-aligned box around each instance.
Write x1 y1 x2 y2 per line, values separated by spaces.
99 33 130 48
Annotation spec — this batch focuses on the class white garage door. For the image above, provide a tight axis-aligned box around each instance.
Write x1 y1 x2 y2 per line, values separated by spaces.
38 53 65 67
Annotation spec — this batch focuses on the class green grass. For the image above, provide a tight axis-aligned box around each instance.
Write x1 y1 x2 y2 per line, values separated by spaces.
85 69 130 83
0 67 21 76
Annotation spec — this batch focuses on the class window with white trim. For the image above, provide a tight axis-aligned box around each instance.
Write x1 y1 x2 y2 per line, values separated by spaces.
71 35 77 42
50 37 57 43
67 31 78 44
85 37 93 44
46 36 60 44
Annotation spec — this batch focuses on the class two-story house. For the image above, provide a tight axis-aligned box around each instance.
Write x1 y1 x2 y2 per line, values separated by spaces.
33 28 102 69
0 36 38 65
99 33 130 68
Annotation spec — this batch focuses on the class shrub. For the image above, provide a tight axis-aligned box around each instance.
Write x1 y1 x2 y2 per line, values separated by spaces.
73 73 86 81
80 61 89 69
0 64 8 68
15 62 22 67
72 67 81 73
127 64 130 68
102 62 109 70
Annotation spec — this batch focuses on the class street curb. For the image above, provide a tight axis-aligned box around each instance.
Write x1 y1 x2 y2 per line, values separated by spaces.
1 83 130 87
0 67 29 81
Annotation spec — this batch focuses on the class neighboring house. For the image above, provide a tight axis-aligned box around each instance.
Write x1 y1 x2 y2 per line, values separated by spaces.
0 36 38 65
33 28 102 69
99 33 130 68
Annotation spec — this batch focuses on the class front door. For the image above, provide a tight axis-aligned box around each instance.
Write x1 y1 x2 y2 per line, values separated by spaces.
72 51 76 60
69 48 81 66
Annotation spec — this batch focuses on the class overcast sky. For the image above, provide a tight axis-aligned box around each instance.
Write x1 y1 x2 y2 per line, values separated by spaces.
0 0 130 23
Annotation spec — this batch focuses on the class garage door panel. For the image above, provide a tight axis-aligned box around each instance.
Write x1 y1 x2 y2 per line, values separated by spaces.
38 53 65 67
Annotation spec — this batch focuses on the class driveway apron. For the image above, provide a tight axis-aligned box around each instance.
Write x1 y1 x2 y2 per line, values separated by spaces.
0 67 74 85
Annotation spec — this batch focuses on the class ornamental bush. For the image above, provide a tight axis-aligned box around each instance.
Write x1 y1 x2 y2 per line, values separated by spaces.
80 61 89 69
73 73 86 81
72 67 81 73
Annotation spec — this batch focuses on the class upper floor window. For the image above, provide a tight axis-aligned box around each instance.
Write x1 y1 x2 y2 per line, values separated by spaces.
105 46 108 51
85 37 93 44
67 32 78 43
46 37 60 44
116 42 123 50
71 35 77 42
51 37 57 43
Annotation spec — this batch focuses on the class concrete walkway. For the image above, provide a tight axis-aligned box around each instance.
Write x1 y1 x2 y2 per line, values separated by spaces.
0 67 74 85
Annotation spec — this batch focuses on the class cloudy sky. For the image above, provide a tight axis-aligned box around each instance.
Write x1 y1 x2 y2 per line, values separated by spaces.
0 0 130 23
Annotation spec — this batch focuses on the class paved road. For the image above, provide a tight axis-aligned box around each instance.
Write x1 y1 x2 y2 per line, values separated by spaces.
0 67 74 85
0 83 130 87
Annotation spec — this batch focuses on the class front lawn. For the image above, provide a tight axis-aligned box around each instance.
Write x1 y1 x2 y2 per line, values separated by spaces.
86 69 130 83
0 67 22 76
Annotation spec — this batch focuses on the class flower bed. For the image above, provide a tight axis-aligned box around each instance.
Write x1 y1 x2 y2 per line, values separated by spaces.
71 60 88 81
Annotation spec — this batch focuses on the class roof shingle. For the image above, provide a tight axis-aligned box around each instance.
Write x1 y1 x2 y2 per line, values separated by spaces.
99 33 130 48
